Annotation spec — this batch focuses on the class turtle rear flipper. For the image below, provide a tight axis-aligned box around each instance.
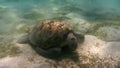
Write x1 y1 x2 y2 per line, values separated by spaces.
17 35 30 44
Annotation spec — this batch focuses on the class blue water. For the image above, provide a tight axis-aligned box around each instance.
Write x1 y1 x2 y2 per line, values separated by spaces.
1 0 120 16
0 0 120 19
1 0 120 11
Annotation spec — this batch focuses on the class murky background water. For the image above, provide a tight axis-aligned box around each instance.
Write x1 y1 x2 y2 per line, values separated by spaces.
0 0 120 68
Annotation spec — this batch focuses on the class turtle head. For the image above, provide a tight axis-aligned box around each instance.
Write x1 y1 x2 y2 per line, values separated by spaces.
66 33 78 51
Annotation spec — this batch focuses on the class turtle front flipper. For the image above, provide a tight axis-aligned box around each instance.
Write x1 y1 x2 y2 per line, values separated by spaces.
73 31 84 43
35 46 62 57
17 35 30 44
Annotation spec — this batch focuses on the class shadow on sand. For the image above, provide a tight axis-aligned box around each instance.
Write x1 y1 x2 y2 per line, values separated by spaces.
31 45 80 62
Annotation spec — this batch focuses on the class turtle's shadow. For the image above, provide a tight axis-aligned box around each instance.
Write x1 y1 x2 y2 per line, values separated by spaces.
56 47 79 62
30 45 79 62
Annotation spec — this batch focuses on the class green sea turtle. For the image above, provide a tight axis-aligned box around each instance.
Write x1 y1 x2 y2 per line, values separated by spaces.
17 20 84 57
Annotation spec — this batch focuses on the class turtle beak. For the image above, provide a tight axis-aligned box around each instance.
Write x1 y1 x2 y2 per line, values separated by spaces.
67 33 78 51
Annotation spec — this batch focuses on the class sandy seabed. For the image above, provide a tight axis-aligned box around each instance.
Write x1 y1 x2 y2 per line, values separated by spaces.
0 35 120 68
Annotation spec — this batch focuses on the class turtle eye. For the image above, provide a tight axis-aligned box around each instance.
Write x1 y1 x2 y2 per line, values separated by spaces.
71 37 76 41
67 33 77 42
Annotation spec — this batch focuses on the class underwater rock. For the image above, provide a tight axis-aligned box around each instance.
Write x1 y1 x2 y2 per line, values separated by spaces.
18 20 84 57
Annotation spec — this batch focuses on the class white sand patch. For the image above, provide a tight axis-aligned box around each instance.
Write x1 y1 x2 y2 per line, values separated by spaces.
97 26 120 41
78 35 120 58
